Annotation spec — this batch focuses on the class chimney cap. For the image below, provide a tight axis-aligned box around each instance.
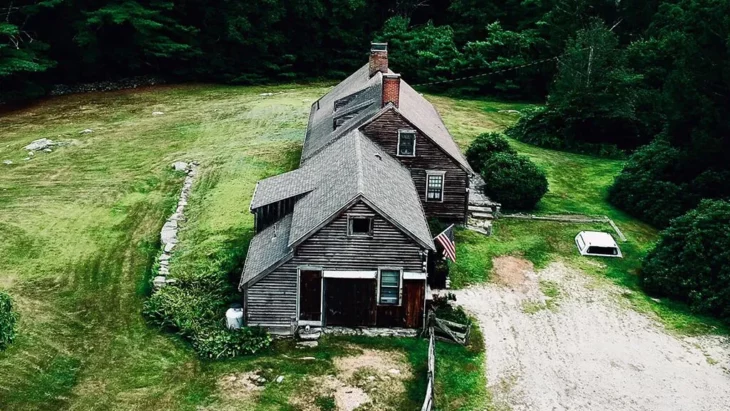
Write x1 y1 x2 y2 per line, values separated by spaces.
371 42 388 52
383 73 401 79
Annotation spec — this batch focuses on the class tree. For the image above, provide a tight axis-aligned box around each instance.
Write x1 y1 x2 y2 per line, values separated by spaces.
506 20 645 153
641 200 730 321
466 132 516 173
481 152 548 210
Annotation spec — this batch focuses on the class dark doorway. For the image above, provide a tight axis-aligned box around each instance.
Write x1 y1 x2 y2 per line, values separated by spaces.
299 270 322 321
324 279 376 326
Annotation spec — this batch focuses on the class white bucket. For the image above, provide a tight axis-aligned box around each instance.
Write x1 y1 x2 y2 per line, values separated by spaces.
226 307 244 330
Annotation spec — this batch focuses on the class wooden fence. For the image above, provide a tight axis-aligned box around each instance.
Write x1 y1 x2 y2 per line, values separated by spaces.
421 327 436 411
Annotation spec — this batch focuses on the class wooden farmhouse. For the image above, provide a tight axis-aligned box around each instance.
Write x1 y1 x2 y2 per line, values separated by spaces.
239 43 474 334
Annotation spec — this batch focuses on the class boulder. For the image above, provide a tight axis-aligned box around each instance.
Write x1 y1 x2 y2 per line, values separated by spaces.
80 129 93 134
24 138 55 151
172 161 188 172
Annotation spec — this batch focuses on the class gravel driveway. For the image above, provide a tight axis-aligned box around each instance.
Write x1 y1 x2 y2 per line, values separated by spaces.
452 258 730 411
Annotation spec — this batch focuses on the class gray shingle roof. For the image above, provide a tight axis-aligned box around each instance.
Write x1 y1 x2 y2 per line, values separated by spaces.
249 168 315 210
289 129 435 251
240 213 293 285
398 81 473 172
302 64 383 161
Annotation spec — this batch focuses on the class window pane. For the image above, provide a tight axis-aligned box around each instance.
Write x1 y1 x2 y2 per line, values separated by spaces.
427 175 443 201
350 217 372 235
380 270 399 287
399 132 415 156
380 288 398 304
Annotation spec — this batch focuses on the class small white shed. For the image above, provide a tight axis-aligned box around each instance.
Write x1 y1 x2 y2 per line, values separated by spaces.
575 231 622 258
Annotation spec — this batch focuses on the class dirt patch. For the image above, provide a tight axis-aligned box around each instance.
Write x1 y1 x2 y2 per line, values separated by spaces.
216 371 265 402
492 256 534 291
291 347 412 411
454 262 730 411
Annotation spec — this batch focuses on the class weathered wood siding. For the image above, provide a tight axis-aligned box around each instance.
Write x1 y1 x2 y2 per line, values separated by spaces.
376 280 426 328
245 200 427 328
361 110 468 222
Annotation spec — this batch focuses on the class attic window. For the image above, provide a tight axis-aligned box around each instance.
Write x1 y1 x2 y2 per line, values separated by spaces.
397 130 416 157
348 215 373 236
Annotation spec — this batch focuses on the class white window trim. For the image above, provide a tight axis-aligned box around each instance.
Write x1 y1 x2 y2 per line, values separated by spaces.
323 270 377 279
296 266 324 326
403 272 427 280
397 129 417 157
347 213 374 237
377 267 403 306
425 170 446 203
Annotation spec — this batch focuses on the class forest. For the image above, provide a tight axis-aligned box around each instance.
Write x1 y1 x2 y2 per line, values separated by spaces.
2 0 729 321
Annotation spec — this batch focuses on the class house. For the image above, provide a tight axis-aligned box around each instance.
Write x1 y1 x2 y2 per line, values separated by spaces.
239 43 474 334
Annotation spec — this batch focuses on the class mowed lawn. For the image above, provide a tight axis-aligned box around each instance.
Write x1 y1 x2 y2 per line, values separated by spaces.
0 84 489 411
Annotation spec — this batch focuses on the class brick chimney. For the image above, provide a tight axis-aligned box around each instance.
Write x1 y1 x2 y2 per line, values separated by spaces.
382 74 401 108
369 42 388 77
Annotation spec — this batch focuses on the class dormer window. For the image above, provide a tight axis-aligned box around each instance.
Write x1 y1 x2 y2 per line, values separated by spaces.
397 130 416 157
348 215 373 236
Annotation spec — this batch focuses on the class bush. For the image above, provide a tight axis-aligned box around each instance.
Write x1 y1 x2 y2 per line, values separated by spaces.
481 152 548 210
465 132 516 173
144 281 271 358
641 200 730 321
0 291 18 350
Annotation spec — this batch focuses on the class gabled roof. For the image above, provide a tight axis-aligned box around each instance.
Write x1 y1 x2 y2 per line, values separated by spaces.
241 129 435 288
398 82 473 172
302 64 383 161
289 129 434 250
301 64 472 173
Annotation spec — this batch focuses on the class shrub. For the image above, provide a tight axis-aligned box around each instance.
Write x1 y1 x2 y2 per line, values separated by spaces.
465 132 516 172
0 291 18 350
481 152 548 210
192 322 272 359
641 200 730 321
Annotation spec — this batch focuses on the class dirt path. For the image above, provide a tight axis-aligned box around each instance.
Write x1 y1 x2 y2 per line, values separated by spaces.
452 258 730 411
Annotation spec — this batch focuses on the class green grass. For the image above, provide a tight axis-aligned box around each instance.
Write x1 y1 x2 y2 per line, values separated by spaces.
427 95 727 336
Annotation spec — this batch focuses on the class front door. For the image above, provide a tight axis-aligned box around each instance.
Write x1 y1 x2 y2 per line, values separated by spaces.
324 278 377 326
298 270 322 322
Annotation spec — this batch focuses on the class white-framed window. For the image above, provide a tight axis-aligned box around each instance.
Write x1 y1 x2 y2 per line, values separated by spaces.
378 268 402 305
425 171 445 202
348 214 374 236
397 130 416 157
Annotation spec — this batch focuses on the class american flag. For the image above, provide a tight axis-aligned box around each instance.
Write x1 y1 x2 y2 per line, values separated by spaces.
434 224 456 262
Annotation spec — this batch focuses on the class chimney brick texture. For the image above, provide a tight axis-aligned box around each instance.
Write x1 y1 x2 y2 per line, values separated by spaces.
382 74 401 108
369 43 388 77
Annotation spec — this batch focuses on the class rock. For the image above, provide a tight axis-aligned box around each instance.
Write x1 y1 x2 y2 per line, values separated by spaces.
24 138 55 151
24 157 31 161
2 160 12 165
275 376 284 383
259 93 274 96
160 254 171 262
28 151 34 156
153 276 167 288
651 297 661 303
388 369 400 375
299 331 321 341
164 242 175 253
152 111 165 115
296 341 319 348
80 129 93 134
172 161 188 172
498 109 521 115
160 220 178 245
367 376 376 381
43 148 53 153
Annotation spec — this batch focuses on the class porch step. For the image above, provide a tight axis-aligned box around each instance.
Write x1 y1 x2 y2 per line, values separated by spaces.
468 205 493 213
470 211 494 219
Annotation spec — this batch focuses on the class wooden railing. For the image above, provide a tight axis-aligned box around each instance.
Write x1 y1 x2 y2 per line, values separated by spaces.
421 327 436 411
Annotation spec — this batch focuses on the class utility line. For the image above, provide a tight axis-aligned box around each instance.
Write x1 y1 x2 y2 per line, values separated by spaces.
411 47 592 87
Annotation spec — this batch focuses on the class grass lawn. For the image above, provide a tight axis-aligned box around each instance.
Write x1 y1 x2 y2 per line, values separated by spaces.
426 94 728 336
0 84 482 410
